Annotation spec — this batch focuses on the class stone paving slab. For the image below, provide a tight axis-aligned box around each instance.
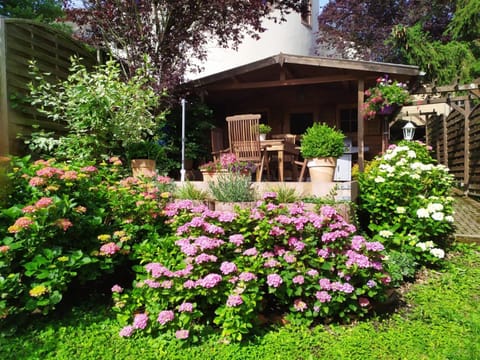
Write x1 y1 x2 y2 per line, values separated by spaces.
453 194 480 244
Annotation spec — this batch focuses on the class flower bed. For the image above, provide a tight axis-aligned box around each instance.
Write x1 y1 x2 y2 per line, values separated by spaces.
112 194 390 341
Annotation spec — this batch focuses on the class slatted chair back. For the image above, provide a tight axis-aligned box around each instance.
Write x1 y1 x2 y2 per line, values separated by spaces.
226 114 266 181
210 127 228 162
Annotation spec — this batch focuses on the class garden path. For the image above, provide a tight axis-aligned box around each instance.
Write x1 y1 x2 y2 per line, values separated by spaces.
453 192 480 244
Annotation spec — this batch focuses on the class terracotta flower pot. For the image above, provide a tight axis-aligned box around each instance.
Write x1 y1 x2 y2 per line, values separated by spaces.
307 157 337 182
131 159 156 177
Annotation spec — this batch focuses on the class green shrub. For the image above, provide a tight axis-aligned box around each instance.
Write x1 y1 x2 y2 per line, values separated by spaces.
0 156 174 319
27 57 168 161
358 140 455 270
300 123 345 159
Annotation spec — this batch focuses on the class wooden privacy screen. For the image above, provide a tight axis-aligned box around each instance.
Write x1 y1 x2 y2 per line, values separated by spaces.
0 18 96 155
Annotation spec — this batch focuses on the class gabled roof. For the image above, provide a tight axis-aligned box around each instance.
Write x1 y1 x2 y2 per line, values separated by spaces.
190 53 421 91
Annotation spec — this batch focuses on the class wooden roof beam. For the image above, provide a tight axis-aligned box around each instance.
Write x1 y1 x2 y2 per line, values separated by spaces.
205 73 364 91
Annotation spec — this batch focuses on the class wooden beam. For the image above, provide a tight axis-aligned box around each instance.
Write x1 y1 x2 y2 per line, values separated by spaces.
357 79 365 172
464 100 470 194
206 74 360 91
0 18 9 155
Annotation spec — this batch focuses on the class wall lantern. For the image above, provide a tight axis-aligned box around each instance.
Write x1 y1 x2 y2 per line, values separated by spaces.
402 121 416 141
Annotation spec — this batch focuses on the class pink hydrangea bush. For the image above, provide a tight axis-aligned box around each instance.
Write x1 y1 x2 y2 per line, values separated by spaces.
113 194 390 341
0 156 174 319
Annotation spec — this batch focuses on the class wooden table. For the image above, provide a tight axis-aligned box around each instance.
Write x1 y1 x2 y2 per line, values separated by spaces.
260 139 299 181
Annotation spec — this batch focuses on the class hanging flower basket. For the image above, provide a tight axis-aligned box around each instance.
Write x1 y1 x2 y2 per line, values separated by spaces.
377 104 398 116
363 75 411 120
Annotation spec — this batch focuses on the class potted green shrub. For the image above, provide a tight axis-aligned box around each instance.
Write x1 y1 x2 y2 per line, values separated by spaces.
259 124 272 141
300 123 346 182
126 140 165 177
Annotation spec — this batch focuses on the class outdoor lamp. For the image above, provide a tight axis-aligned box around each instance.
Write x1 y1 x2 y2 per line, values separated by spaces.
402 121 416 141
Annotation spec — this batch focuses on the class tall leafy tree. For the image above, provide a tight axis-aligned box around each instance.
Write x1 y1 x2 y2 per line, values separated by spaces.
317 0 479 84
65 0 305 92
0 0 64 22
317 0 455 62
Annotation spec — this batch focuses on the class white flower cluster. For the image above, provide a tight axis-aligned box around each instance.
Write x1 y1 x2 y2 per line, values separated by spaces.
416 241 445 259
416 198 454 222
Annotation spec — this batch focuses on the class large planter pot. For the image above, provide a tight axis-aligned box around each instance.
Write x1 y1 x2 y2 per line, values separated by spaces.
201 169 228 182
214 201 256 212
131 159 156 178
307 157 337 182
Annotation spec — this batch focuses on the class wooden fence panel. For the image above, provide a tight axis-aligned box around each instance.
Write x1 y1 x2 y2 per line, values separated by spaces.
428 103 480 196
0 18 96 156
469 105 480 195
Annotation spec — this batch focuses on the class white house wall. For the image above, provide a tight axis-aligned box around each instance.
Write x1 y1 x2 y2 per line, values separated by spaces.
188 0 322 80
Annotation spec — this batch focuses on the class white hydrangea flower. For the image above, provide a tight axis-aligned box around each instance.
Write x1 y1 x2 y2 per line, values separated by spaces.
416 208 429 218
424 241 435 249
427 203 444 213
407 150 416 158
410 162 422 170
396 207 406 214
416 242 427 251
410 174 421 180
430 248 445 259
431 212 444 221
374 176 385 183
445 215 454 223
379 230 393 238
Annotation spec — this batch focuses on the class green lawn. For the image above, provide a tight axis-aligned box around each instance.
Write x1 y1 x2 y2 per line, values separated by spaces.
2 244 479 360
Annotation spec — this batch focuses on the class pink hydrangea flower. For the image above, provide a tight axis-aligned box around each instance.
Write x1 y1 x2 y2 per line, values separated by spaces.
315 291 332 303
119 325 134 337
198 273 222 288
175 329 189 339
178 302 194 313
293 299 307 312
29 176 45 187
133 313 148 329
243 247 258 256
111 284 123 293
35 197 53 209
56 218 73 231
157 310 174 325
238 272 257 282
22 205 37 213
195 253 217 264
319 278 332 290
226 294 243 307
266 273 283 288
220 261 237 275
292 275 304 284
229 234 244 246
100 242 120 256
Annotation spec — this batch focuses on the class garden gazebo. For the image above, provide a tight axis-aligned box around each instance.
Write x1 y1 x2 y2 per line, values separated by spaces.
189 53 421 171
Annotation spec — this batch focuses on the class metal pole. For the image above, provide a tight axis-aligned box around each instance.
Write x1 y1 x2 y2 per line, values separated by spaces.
180 98 186 182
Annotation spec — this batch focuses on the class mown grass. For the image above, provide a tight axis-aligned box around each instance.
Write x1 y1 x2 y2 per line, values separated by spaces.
2 244 479 360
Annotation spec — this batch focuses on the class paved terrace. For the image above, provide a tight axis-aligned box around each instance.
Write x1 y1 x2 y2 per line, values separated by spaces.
453 193 480 244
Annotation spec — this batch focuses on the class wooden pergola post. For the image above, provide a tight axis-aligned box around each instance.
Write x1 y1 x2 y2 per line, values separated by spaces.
357 79 365 172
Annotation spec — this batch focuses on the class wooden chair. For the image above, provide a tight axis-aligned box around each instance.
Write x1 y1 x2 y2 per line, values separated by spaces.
270 134 299 180
210 127 229 162
226 114 268 181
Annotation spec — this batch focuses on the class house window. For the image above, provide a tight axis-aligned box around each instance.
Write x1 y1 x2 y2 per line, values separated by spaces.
290 112 313 135
339 108 358 134
300 0 312 26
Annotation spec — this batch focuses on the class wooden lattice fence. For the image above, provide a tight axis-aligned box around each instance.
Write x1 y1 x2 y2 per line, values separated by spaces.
0 18 96 156
427 103 480 196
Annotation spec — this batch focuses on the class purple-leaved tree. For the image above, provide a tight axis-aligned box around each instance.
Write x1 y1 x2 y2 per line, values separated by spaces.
65 0 305 92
